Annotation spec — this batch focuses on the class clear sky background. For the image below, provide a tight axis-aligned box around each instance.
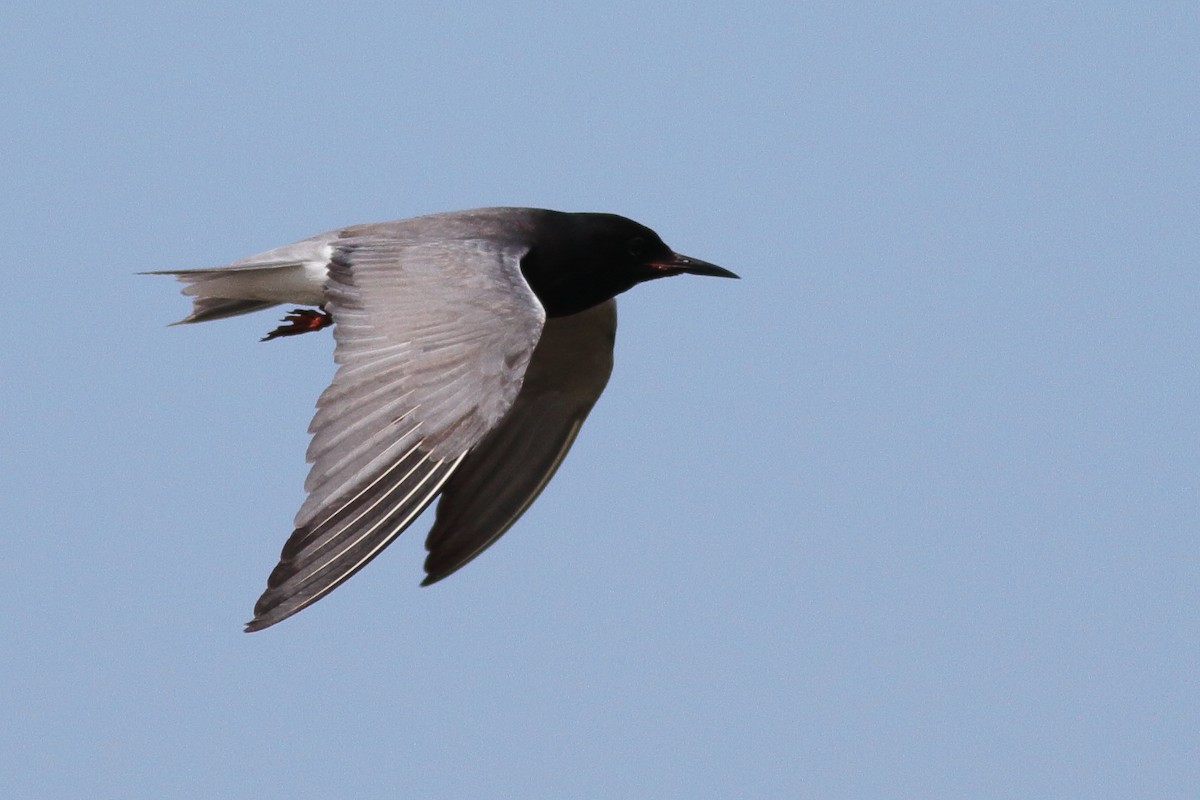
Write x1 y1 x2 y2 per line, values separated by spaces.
2 3 1196 798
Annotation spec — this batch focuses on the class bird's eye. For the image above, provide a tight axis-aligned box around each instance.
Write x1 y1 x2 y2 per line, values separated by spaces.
627 236 646 258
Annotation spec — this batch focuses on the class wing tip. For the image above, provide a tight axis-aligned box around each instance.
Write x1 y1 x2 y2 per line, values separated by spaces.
420 552 475 587
243 600 289 633
243 582 308 633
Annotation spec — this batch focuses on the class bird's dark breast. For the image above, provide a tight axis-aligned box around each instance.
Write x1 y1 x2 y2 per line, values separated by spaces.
518 250 640 318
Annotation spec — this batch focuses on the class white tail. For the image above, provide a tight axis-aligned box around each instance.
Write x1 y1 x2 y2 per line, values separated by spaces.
145 236 333 324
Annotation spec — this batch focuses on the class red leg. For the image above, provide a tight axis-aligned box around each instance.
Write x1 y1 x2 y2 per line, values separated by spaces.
261 308 333 341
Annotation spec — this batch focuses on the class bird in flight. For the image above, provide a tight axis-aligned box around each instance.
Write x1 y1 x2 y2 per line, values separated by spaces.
148 207 738 631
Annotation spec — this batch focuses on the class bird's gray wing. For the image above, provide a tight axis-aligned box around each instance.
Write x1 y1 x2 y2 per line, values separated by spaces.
421 299 617 585
247 236 545 631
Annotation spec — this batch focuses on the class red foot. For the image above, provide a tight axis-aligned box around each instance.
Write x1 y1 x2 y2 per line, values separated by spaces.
262 308 333 341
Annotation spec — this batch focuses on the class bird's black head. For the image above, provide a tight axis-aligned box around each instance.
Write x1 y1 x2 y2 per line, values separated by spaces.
519 211 738 317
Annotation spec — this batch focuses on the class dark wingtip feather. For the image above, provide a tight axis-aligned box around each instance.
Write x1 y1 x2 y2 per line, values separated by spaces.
244 589 294 631
419 571 448 588
244 590 295 632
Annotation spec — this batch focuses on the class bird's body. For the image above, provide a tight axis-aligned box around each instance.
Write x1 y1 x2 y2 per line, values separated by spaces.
148 207 736 631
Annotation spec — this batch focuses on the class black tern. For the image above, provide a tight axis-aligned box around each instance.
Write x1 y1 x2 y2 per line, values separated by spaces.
148 207 738 631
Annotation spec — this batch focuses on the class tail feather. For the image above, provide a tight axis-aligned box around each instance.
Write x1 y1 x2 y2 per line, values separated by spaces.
169 298 279 325
144 260 326 325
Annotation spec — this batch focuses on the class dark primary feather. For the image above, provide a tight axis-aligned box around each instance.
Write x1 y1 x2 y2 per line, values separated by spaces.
247 449 462 631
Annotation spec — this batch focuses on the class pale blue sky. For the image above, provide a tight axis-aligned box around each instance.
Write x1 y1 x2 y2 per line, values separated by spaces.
2 2 1197 798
